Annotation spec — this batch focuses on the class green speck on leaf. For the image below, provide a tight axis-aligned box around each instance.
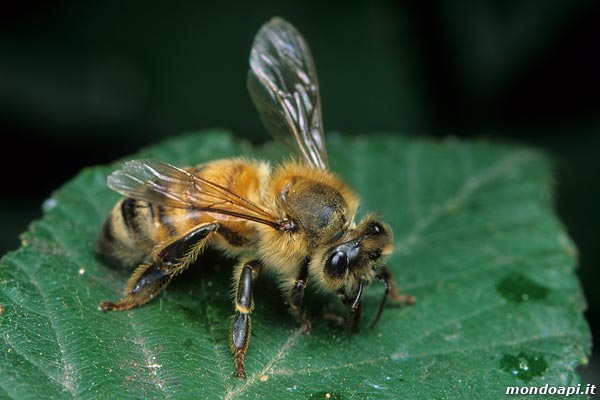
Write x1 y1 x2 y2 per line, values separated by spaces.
0 130 591 399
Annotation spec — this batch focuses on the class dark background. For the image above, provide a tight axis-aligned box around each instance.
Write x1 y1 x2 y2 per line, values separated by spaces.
1 0 598 385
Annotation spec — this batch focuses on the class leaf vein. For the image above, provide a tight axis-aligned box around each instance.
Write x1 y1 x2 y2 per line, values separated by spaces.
224 327 304 400
395 150 536 254
7 256 78 398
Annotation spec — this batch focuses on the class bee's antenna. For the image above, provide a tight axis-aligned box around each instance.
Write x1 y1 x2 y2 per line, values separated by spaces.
351 279 365 311
345 278 366 333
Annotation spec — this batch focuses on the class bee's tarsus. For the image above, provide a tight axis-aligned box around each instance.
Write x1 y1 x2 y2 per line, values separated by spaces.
98 301 120 312
345 302 362 334
235 360 247 380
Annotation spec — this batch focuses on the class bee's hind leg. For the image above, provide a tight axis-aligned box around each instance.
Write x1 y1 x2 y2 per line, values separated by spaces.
99 261 171 311
99 222 220 311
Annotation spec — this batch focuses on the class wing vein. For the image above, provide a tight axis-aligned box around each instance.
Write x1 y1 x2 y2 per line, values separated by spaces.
247 17 328 170
107 159 284 230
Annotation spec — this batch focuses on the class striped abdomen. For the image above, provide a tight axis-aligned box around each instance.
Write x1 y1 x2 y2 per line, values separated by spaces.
96 198 201 267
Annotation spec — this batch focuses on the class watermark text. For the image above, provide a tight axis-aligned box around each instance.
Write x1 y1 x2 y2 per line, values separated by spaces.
506 383 596 396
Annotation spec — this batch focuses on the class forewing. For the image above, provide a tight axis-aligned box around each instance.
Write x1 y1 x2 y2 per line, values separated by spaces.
107 159 193 207
108 159 282 229
248 17 328 170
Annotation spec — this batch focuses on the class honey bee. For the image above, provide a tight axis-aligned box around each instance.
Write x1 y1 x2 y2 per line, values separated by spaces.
97 17 414 379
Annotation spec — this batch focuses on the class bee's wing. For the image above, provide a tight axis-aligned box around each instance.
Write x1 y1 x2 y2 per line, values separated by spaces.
107 159 284 229
248 17 328 170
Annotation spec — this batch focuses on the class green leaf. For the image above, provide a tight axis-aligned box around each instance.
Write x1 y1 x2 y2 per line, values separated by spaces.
0 130 591 399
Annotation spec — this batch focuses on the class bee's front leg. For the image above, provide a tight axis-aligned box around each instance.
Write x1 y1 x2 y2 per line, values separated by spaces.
346 299 362 333
369 266 415 327
378 266 415 305
99 222 220 311
231 260 262 379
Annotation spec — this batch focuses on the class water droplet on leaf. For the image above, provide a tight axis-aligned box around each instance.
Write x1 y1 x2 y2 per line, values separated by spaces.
496 272 549 304
500 352 548 382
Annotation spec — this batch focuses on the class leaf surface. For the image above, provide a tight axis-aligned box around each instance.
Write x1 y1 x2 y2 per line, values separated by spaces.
0 131 591 399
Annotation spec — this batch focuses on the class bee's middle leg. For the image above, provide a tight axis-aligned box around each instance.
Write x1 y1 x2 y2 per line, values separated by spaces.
288 260 311 333
99 222 220 311
230 260 262 379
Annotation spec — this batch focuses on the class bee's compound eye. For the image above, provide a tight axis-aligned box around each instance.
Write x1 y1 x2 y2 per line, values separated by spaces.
325 250 349 278
365 222 385 237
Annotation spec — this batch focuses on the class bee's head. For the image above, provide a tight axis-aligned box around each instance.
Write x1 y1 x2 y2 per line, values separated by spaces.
313 215 393 300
